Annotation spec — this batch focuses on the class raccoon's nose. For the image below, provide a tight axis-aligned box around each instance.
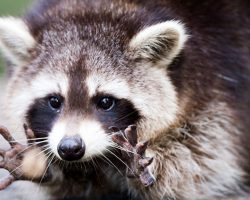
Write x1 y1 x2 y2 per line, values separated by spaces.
57 135 85 161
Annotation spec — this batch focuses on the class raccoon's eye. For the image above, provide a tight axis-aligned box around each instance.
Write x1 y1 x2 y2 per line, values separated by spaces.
48 96 62 111
97 97 115 111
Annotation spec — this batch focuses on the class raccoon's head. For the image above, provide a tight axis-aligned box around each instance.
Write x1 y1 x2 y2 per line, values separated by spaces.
0 15 187 162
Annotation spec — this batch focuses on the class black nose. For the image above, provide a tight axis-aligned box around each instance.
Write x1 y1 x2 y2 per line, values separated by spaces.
57 135 85 161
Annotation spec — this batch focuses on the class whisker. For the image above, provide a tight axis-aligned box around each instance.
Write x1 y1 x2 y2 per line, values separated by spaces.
97 150 123 176
14 142 49 158
58 160 63 169
41 147 53 158
91 157 103 185
73 162 79 172
9 138 49 145
35 152 54 195
90 156 99 176
39 152 54 184
2 146 52 181
50 156 58 169
82 162 87 174
113 111 137 124
62 158 66 170
79 162 82 170
11 137 49 141
111 145 138 155
105 149 134 176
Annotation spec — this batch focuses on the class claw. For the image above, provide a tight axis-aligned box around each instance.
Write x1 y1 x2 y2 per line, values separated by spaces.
0 149 5 157
136 141 148 155
108 126 120 133
112 132 127 147
0 175 15 190
139 157 154 168
111 125 155 187
0 126 17 147
140 169 155 187
0 161 4 168
23 124 35 140
126 168 137 178
125 125 137 147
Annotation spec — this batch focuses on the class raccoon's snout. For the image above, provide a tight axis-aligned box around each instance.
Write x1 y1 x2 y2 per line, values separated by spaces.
57 135 85 161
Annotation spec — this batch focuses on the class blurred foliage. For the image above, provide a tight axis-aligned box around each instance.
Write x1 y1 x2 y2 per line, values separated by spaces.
0 0 33 76
0 0 33 15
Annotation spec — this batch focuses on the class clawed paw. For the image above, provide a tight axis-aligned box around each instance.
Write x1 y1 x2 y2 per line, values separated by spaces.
112 125 155 187
0 125 49 190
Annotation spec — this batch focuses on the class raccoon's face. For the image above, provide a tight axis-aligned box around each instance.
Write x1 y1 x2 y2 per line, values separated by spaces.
0 17 187 161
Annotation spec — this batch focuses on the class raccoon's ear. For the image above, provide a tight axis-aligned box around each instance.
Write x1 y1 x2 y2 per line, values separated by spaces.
129 21 188 66
0 17 35 66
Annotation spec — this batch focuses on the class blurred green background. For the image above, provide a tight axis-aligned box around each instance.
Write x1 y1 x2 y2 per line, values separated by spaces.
0 0 33 76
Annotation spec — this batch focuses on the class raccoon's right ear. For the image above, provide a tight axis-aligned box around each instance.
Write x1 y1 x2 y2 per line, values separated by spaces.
129 20 188 67
0 17 35 66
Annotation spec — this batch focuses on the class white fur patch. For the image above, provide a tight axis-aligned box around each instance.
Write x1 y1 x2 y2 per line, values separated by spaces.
48 121 66 159
86 65 179 142
79 120 112 160
21 148 47 179
130 20 188 66
48 118 112 161
86 74 130 98
4 71 69 138
0 17 35 65
132 66 179 140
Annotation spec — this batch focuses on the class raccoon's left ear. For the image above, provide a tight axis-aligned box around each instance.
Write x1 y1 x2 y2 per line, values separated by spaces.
0 17 35 66
129 20 188 66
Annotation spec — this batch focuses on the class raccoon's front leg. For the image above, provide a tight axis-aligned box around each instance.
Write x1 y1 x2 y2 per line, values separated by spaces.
112 125 155 187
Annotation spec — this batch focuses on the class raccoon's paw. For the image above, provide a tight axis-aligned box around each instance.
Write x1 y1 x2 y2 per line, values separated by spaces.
0 126 28 189
112 125 155 187
0 125 49 190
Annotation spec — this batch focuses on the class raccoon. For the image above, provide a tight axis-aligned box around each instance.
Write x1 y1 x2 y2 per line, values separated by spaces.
0 0 250 199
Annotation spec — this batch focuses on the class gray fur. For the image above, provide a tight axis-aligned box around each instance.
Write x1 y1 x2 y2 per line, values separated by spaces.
0 0 249 199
